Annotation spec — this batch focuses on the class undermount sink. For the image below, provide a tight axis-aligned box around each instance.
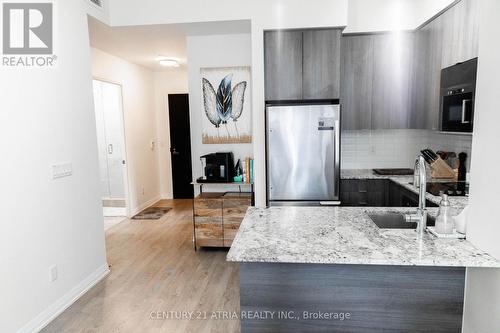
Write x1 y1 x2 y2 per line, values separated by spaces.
368 212 436 229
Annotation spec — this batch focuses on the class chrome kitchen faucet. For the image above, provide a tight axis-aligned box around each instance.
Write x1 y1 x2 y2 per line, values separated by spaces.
406 155 428 237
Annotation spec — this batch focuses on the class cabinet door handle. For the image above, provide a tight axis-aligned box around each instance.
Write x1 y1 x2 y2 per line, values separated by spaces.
107 144 113 154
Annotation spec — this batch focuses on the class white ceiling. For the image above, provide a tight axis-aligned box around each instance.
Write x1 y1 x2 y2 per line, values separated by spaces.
88 16 251 71
88 0 453 71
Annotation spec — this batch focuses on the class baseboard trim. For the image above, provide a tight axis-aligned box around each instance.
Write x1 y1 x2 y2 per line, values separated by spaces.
17 263 110 333
129 195 161 217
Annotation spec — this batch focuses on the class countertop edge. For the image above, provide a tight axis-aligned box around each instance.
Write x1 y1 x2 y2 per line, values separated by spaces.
226 256 500 268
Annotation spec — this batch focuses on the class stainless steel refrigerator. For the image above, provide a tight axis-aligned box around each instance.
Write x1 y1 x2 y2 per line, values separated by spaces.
266 101 341 206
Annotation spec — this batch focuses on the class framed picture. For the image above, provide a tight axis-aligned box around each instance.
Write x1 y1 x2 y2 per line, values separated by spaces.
200 66 252 144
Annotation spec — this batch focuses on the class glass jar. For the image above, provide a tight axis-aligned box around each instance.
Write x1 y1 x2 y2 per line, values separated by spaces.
435 194 454 234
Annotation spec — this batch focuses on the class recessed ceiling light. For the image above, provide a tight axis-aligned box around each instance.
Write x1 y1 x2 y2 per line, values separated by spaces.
156 56 180 67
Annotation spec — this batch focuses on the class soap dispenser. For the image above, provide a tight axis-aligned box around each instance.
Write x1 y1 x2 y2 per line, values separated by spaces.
435 194 453 234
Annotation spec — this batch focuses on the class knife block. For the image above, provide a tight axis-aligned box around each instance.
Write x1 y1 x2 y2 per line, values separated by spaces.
430 158 456 179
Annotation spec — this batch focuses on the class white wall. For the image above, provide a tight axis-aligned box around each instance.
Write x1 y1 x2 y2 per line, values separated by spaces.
344 0 455 33
91 48 160 214
186 34 253 191
463 0 500 331
153 69 189 198
0 1 108 332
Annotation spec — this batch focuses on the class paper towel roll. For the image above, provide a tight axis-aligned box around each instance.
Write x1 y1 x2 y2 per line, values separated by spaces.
453 206 469 234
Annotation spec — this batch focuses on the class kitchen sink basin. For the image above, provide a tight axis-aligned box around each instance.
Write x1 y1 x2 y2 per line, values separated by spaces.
368 212 436 229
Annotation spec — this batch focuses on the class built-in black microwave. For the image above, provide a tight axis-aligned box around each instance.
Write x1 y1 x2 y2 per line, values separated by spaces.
440 58 477 133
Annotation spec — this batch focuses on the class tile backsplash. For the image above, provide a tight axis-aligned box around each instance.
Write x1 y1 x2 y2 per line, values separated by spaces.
341 129 473 170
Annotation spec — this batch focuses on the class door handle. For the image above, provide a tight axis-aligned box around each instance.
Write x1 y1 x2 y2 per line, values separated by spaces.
170 147 180 155
107 144 113 154
334 120 340 198
462 99 471 124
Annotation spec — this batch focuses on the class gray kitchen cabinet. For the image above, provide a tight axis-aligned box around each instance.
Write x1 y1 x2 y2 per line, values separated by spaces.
341 32 430 130
341 33 414 130
341 179 438 208
340 179 389 207
264 30 303 100
340 35 374 130
408 28 430 129
440 0 479 69
411 0 479 130
388 181 438 208
423 17 444 131
410 22 442 130
303 29 341 99
264 29 341 101
372 33 414 129
341 0 478 131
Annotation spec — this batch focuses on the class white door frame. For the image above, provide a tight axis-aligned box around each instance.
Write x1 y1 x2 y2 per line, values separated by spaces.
93 77 132 218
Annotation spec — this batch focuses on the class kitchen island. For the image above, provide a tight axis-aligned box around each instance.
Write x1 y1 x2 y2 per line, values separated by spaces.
227 206 499 333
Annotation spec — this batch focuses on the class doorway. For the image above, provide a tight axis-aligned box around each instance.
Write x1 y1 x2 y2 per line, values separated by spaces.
93 79 129 220
168 94 194 199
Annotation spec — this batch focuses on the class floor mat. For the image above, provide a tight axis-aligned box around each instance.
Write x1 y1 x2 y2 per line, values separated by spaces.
132 207 171 220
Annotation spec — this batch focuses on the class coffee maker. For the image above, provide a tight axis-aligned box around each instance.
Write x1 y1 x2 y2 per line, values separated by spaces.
198 152 235 183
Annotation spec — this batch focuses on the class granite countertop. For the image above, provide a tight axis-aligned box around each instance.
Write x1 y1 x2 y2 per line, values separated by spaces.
341 169 468 210
227 206 500 268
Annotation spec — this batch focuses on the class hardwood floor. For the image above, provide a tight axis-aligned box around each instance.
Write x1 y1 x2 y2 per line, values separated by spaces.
42 199 240 333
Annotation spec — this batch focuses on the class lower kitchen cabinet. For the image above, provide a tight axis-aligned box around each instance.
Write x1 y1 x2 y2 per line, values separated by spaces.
388 181 438 208
341 179 438 207
340 179 389 207
193 192 252 248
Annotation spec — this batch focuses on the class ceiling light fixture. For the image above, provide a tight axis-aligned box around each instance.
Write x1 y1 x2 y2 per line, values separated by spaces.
156 56 180 67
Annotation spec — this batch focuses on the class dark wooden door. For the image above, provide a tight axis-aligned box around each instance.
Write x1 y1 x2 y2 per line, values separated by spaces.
168 94 193 199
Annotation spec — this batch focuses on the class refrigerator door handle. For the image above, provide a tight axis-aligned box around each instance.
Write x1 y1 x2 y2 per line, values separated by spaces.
320 201 341 206
334 120 340 198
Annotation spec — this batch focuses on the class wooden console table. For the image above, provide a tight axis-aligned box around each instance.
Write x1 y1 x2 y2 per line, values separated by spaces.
191 182 254 250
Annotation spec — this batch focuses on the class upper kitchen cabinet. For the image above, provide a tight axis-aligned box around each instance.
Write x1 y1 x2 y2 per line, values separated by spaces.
264 29 342 101
439 0 479 69
412 21 443 130
372 33 414 129
340 35 373 130
411 0 479 130
341 33 414 130
264 30 303 100
302 29 341 99
341 0 479 131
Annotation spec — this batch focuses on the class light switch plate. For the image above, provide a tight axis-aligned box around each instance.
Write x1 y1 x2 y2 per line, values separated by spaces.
52 162 72 179
49 265 58 282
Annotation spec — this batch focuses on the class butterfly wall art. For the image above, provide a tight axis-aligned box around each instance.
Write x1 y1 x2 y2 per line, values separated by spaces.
200 66 252 144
